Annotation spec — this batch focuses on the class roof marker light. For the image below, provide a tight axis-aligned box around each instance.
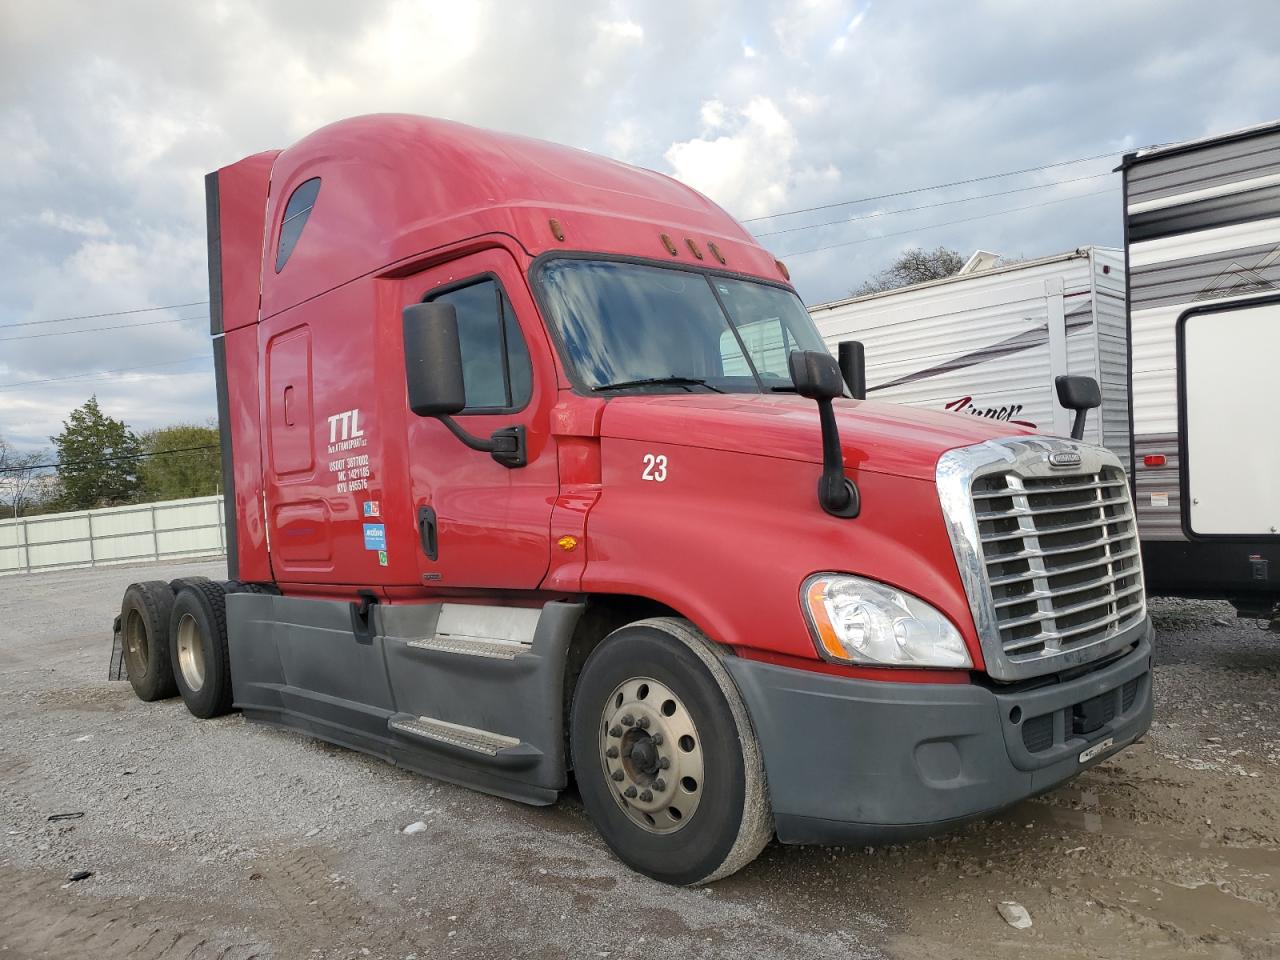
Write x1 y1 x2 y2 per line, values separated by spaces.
685 238 705 260
707 241 726 265
548 218 565 241
660 233 679 256
775 259 790 281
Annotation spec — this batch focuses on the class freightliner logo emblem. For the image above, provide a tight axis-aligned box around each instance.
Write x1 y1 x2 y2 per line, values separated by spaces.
1048 451 1082 468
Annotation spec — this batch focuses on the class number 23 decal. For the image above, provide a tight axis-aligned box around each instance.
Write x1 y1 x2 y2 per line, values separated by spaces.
641 453 668 482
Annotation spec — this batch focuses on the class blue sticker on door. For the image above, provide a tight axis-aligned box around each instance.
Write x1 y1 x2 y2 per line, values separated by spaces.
363 523 387 551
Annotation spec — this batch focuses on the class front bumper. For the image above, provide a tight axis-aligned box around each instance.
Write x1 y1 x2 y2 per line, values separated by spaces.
723 617 1153 845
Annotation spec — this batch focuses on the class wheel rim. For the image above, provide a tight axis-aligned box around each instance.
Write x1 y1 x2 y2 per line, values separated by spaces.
124 609 149 672
175 613 205 692
598 677 704 835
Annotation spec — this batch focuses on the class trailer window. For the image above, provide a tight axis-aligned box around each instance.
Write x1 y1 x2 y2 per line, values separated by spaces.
426 278 532 412
274 178 321 272
536 259 828 393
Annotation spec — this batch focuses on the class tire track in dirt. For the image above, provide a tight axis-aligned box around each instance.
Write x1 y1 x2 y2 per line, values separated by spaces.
0 865 270 959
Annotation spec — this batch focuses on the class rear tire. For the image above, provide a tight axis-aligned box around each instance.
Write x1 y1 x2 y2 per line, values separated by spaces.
167 576 209 599
570 617 772 885
120 581 178 701
169 580 234 719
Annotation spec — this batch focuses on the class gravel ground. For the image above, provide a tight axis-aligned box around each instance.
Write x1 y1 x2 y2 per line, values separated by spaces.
1 559 1277 959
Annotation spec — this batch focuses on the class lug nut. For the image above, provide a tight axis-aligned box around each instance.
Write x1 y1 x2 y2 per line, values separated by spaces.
658 757 670 769
652 778 666 791
624 786 638 798
637 716 650 729
609 725 623 737
621 714 635 726
639 789 653 802
611 770 624 782
605 746 619 759
652 733 664 746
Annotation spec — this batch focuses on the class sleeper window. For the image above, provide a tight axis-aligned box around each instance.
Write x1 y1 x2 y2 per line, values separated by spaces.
426 278 532 412
275 177 321 272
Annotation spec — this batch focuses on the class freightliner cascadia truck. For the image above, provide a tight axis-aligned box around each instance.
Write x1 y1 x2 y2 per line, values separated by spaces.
112 114 1154 885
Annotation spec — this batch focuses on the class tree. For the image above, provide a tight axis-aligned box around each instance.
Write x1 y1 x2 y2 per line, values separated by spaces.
138 423 222 501
852 246 966 296
0 436 50 518
50 396 142 509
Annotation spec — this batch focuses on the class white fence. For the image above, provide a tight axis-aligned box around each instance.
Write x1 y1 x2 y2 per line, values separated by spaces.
0 495 226 576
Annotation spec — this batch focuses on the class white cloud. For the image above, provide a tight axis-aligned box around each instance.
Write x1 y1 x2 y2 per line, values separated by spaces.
831 7 869 53
0 111 52 187
699 99 729 132
666 96 831 220
597 18 644 43
34 210 111 237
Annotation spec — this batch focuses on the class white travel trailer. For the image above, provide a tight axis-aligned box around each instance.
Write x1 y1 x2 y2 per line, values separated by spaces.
810 120 1280 620
808 246 1129 455
1120 120 1279 617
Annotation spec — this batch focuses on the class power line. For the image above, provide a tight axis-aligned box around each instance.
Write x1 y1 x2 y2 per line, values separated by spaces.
741 149 1121 224
0 300 210 331
752 171 1112 239
779 187 1119 259
0 356 213 391
0 313 207 343
0 443 220 474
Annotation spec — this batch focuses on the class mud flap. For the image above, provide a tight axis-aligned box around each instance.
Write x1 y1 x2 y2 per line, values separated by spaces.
107 615 127 681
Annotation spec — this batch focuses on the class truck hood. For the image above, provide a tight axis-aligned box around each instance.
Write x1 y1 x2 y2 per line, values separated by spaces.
599 393 1033 481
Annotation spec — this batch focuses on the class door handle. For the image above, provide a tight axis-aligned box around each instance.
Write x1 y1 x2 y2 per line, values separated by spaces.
417 505 438 560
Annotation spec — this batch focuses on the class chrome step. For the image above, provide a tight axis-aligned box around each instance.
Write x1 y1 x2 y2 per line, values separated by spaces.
406 635 526 660
388 715 520 756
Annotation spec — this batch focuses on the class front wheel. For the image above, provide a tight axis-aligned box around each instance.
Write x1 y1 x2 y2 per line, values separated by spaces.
570 617 772 885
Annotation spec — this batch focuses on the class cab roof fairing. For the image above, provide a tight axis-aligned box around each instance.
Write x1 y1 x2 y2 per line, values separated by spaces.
251 114 789 318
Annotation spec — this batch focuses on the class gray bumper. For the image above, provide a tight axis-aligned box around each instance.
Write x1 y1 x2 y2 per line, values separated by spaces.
724 619 1153 845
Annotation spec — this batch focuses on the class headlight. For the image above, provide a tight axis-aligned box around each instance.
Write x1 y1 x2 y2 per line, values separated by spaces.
802 574 972 668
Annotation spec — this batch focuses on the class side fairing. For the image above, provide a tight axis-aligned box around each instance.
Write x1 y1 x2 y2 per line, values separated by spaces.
207 152 278 581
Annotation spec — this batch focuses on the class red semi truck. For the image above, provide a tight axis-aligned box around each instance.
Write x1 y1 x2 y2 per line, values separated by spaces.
113 114 1154 884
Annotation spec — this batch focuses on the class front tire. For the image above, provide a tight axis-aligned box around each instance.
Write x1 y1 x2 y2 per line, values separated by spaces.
570 617 772 885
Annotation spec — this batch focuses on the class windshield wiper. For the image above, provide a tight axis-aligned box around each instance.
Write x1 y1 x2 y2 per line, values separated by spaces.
591 376 725 394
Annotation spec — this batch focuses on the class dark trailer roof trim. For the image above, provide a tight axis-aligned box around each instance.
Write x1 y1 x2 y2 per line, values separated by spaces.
1118 119 1280 171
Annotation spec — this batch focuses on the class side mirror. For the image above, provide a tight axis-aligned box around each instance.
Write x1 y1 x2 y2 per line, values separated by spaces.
1055 375 1101 441
788 349 844 401
402 301 526 468
837 339 866 400
788 350 859 519
403 302 466 417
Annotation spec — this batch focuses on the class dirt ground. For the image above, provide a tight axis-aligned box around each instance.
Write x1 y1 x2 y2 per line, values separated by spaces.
1 559 1277 960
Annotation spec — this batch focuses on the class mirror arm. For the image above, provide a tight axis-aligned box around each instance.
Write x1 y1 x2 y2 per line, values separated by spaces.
816 398 860 519
437 416 527 468
1070 409 1087 441
438 415 497 452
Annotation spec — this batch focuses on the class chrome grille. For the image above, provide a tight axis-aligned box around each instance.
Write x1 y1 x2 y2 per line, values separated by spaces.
937 437 1149 681
973 466 1144 661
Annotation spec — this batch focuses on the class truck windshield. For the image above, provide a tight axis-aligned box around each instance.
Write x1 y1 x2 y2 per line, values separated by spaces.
535 259 832 393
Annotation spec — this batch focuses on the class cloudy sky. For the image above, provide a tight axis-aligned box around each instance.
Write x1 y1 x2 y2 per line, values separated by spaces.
2 0 1278 453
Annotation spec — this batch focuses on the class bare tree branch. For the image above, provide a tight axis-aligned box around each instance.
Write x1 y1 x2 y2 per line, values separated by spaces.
851 246 967 296
0 437 52 519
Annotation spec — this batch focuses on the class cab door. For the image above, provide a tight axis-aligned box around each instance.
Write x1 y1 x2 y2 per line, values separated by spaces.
404 248 559 589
